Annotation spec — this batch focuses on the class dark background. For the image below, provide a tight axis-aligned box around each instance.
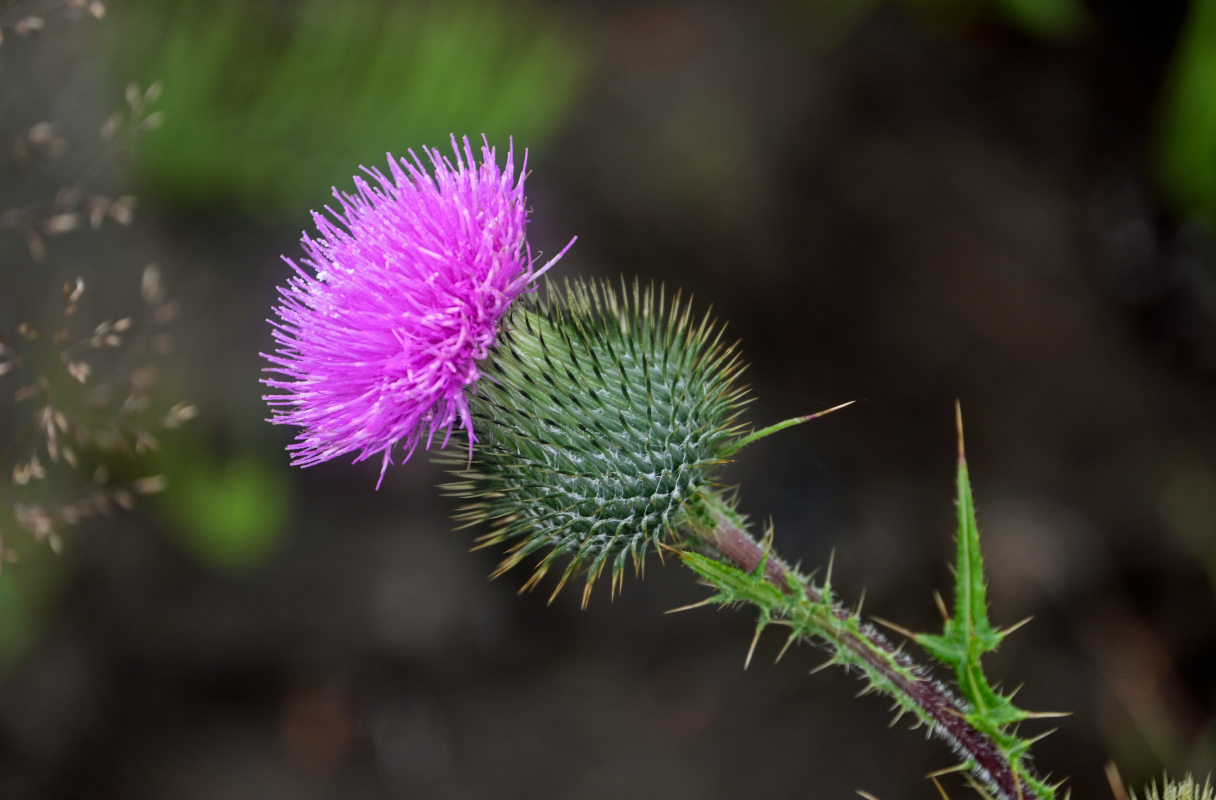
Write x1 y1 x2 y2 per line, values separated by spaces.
1 1 1215 798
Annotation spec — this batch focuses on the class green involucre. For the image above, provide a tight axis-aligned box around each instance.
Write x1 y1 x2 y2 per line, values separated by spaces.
443 278 750 603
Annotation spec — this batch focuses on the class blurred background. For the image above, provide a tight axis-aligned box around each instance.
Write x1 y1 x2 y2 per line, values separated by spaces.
1 0 1215 797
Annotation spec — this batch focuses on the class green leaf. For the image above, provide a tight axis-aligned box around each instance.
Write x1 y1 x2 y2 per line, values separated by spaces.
1158 0 1216 227
916 404 1026 724
677 548 791 610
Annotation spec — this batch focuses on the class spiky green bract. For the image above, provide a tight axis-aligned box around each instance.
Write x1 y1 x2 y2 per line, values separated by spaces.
442 278 749 604
1133 775 1216 800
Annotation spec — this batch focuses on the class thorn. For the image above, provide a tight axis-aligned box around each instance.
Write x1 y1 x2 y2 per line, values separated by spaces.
665 597 717 615
962 775 998 800
1103 764 1128 800
1021 710 1072 719
925 763 970 780
810 657 837 675
825 548 836 589
933 590 950 622
854 586 867 617
1000 616 1034 637
872 616 918 641
955 399 965 462
655 540 682 561
803 399 856 423
547 565 575 603
938 703 967 720
856 792 881 800
744 625 763 670
1023 728 1058 747
774 633 797 664
929 776 951 800
762 517 776 548
518 560 549 589
522 568 549 596
490 552 525 581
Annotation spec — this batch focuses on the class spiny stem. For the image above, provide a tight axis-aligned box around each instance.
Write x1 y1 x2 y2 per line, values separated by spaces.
687 494 1046 800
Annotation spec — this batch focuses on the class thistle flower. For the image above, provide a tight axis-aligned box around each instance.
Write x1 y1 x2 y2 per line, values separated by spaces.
263 136 572 486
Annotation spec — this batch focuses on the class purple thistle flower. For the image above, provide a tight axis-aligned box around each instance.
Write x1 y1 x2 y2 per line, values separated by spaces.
262 136 573 487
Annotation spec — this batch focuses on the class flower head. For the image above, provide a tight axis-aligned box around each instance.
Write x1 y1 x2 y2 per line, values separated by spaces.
263 136 572 486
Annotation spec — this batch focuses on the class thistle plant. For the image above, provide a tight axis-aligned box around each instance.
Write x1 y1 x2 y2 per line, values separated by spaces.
264 136 1153 799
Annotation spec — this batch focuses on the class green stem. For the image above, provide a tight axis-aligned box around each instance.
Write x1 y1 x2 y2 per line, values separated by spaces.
683 492 1052 800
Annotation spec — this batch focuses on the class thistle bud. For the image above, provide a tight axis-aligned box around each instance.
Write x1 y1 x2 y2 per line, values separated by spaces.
445 278 750 603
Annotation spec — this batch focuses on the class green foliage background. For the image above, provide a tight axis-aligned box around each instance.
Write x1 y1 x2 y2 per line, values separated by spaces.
1159 0 1216 229
108 0 588 217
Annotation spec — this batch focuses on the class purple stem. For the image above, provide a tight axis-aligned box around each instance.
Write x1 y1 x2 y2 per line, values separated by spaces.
696 513 1042 800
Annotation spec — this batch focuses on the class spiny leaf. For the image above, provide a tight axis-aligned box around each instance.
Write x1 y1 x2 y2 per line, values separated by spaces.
915 403 1029 727
677 548 790 609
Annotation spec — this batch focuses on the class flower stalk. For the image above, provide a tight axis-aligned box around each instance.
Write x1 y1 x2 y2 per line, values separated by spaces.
682 491 1052 800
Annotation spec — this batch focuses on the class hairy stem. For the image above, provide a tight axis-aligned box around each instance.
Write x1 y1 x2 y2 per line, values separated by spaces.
685 493 1048 800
